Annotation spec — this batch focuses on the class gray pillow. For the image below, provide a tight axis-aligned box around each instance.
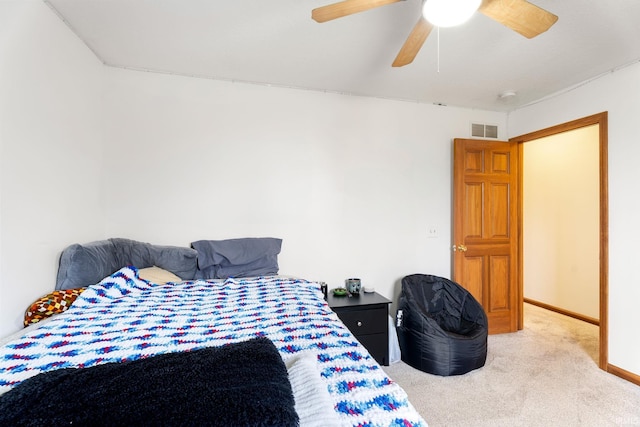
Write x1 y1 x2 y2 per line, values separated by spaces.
148 243 198 280
110 238 198 280
56 240 120 290
191 238 282 279
110 238 154 270
56 238 198 290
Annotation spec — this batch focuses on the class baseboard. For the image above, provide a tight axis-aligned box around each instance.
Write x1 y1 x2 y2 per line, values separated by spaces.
607 363 640 387
524 298 599 326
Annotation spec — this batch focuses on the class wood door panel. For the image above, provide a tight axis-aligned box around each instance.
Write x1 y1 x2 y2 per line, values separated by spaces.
488 255 509 311
465 150 484 172
461 256 484 304
489 183 509 238
464 183 484 238
491 151 511 174
454 138 518 334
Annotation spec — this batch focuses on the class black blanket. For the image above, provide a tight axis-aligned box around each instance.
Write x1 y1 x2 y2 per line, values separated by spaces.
0 337 298 427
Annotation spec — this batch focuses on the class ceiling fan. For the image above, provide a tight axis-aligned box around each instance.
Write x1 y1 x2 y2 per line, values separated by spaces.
312 0 558 67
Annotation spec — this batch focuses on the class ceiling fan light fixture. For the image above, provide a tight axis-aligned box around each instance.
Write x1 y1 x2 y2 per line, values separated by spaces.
422 0 481 28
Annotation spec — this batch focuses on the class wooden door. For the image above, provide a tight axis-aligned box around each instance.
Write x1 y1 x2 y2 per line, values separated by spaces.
453 138 519 334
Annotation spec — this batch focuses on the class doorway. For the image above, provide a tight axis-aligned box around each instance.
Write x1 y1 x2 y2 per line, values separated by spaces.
522 125 599 323
510 112 608 370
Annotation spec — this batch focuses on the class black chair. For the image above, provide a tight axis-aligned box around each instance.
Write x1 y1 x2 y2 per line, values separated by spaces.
396 274 488 376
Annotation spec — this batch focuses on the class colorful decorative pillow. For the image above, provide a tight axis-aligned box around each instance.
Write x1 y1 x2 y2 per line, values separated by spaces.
24 288 86 327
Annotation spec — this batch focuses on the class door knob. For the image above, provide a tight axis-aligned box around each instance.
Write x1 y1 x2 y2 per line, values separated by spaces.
452 244 468 252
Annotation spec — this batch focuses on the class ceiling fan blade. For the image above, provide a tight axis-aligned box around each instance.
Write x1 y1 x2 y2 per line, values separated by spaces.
479 0 558 38
312 0 403 23
392 18 433 67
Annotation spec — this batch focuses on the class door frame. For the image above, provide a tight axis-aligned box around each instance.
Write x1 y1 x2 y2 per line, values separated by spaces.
509 111 608 370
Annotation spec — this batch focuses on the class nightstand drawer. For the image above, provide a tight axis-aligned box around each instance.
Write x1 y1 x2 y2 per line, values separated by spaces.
336 307 387 335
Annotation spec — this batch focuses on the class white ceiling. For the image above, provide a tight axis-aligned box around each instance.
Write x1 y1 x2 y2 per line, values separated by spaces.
46 0 640 112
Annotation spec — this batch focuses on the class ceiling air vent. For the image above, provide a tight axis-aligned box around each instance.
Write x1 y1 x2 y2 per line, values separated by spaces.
471 123 498 139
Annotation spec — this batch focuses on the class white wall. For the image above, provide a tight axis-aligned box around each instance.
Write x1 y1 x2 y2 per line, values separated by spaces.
0 1 507 338
509 62 640 376
0 1 105 336
523 125 600 319
102 67 507 311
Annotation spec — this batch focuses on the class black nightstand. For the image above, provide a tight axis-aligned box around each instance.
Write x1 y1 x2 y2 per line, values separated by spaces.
327 291 391 366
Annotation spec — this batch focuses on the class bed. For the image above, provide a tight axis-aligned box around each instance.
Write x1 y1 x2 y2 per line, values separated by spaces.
0 238 427 426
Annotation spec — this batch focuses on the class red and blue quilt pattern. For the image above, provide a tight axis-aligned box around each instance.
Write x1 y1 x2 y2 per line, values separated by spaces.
0 267 426 427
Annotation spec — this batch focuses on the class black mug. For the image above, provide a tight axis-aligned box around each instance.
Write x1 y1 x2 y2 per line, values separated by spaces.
320 282 328 299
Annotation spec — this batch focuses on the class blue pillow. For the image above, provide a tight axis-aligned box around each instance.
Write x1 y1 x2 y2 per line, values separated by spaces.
191 238 282 279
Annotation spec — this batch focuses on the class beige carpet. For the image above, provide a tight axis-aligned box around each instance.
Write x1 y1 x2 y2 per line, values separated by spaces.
384 303 640 427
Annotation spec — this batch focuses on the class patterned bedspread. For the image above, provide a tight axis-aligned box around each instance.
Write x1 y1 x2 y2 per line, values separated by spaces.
0 267 426 427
